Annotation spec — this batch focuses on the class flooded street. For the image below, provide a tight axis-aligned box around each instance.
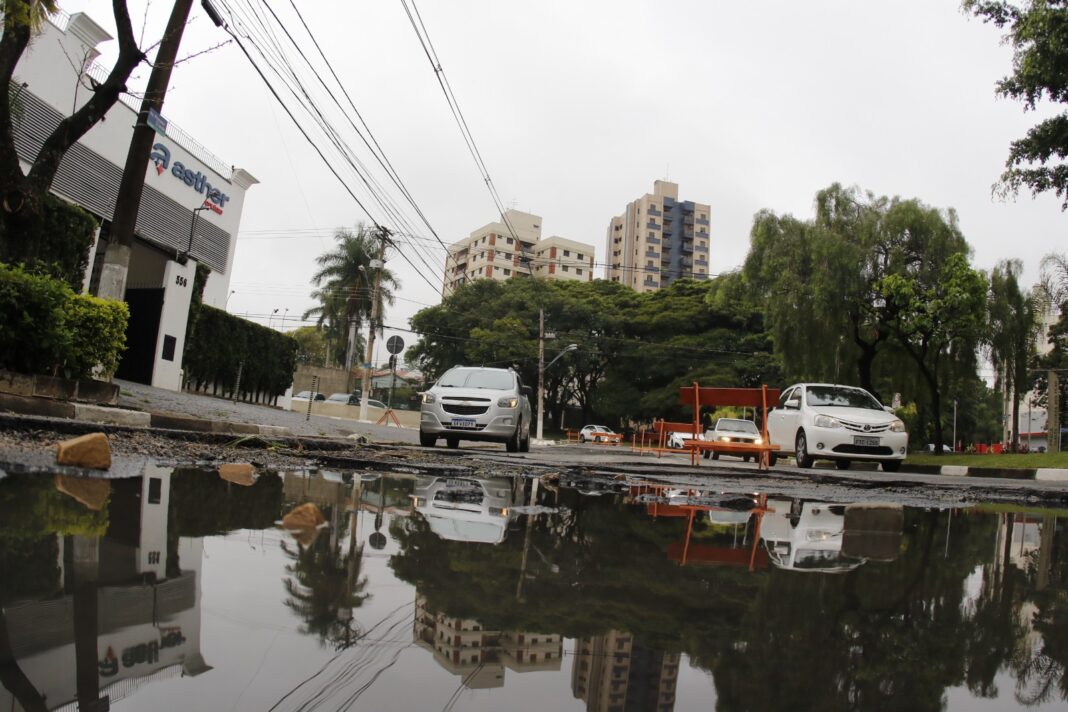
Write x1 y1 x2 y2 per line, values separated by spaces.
1 466 1066 711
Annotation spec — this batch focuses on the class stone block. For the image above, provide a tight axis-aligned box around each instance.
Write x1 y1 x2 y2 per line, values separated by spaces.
34 375 76 400
0 392 75 419
75 379 120 405
0 370 34 396
258 425 291 437
54 474 111 510
73 403 151 427
218 462 256 485
55 432 112 470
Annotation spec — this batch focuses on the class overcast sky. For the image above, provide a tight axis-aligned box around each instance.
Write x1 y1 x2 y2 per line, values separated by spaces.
61 0 1065 367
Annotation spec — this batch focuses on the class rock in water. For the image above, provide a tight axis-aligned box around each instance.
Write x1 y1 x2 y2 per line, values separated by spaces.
283 502 326 530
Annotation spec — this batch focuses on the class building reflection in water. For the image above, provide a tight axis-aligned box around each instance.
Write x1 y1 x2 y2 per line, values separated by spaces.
0 466 208 711
571 632 680 712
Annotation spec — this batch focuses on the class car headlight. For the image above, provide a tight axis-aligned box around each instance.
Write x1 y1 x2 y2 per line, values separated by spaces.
754 437 763 445
421 392 436 404
719 436 731 442
497 396 518 408
889 419 906 433
813 415 841 428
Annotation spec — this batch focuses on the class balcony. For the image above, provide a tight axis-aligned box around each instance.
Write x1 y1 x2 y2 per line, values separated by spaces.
683 216 695 226
646 236 661 245
643 277 658 287
646 221 661 230
681 243 694 253
645 250 659 258
647 207 662 217
696 217 709 226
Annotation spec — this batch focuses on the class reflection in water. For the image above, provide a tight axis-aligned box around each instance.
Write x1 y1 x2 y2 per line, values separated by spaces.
1 467 1066 711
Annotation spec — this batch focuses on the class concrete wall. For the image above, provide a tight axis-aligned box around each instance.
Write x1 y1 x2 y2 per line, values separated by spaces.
292 364 354 397
288 399 420 428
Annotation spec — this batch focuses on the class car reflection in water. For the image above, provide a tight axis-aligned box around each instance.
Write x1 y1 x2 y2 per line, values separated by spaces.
411 476 518 544
761 498 904 572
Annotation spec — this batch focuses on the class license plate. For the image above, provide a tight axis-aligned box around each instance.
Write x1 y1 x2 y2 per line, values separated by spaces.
854 436 880 447
445 478 470 487
450 418 477 429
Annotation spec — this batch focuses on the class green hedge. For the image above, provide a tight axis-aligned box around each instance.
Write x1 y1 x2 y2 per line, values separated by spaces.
183 305 297 403
0 194 98 290
0 263 128 379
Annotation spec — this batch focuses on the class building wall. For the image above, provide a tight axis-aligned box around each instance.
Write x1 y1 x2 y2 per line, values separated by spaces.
12 11 257 389
606 180 711 292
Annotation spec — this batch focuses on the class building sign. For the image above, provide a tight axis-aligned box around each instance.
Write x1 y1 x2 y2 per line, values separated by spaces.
148 142 230 215
98 626 186 677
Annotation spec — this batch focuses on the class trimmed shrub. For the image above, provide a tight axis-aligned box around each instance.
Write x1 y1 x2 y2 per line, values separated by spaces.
0 263 70 374
184 305 298 402
0 195 98 290
0 263 128 379
62 294 128 379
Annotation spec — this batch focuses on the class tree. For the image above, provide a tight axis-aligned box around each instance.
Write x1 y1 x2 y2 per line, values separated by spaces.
303 225 396 370
965 0 1068 208
0 1 144 244
290 325 328 366
987 259 1039 450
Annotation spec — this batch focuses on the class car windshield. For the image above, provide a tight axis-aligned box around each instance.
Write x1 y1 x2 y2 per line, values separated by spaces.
587 425 614 433
438 369 514 390
716 419 759 434
326 393 349 401
805 386 883 410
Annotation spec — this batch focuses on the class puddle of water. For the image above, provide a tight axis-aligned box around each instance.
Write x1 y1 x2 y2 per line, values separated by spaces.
0 468 1065 711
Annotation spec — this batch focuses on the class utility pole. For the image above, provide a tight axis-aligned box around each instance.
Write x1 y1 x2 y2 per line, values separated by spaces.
358 228 390 422
536 308 545 441
97 0 196 301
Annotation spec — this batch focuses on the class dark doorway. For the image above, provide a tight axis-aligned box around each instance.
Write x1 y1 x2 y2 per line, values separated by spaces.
116 288 164 384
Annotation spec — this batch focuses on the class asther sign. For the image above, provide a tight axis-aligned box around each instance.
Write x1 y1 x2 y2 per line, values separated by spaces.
148 142 230 215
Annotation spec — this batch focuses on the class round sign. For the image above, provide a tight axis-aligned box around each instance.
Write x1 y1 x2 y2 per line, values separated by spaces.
386 335 405 355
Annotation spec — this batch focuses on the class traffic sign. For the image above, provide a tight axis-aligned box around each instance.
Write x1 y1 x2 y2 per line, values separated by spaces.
386 335 405 355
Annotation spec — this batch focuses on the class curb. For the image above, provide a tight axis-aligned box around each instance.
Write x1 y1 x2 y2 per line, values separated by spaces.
900 464 1068 481
1 393 291 438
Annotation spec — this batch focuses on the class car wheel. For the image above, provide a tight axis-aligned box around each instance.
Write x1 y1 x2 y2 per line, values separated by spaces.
882 460 902 472
702 451 711 460
579 434 586 443
419 429 436 447
711 452 720 460
743 455 751 463
767 453 778 467
506 421 521 452
446 437 459 449
835 460 851 470
795 431 814 468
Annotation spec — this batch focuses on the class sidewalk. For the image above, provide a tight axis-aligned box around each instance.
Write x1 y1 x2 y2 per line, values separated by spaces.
1 379 418 444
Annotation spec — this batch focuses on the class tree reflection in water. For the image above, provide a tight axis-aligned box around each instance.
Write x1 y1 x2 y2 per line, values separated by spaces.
282 533 370 649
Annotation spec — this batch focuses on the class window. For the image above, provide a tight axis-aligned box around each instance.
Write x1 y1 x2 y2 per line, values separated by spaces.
563 249 570 257
148 477 162 504
494 266 500 272
504 268 511 276
577 268 583 275
577 253 584 260
507 237 513 245
648 232 654 239
562 265 569 272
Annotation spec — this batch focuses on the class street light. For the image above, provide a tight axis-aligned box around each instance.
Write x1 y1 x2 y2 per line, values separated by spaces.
281 307 289 331
267 307 279 329
537 343 577 441
180 204 210 264
225 290 235 310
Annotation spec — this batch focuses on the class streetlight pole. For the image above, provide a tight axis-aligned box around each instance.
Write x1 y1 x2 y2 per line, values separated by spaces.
537 342 577 441
268 308 278 329
359 228 390 422
281 307 289 331
225 290 235 310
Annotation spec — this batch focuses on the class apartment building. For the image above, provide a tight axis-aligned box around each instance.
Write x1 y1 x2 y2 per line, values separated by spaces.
442 209 595 296
571 631 680 711
605 180 711 292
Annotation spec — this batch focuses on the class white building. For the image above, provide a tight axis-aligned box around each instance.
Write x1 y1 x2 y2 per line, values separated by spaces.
442 209 595 295
12 10 257 390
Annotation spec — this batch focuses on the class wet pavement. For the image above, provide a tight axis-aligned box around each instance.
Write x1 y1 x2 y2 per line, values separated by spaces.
1 465 1066 711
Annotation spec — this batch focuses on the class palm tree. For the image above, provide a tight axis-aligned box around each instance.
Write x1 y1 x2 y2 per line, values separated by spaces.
303 225 398 370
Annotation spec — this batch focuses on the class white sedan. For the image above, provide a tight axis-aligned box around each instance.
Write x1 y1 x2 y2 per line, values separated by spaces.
766 383 908 472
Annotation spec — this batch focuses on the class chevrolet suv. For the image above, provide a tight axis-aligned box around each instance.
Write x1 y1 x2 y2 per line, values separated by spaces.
419 366 533 452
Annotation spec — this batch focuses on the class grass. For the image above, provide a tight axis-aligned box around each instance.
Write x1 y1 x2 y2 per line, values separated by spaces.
906 451 1068 469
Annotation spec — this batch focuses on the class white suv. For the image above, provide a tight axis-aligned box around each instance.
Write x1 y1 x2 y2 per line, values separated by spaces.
766 383 908 472
419 366 533 452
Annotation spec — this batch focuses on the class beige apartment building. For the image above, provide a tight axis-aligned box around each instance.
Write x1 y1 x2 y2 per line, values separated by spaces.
606 180 711 292
442 209 595 295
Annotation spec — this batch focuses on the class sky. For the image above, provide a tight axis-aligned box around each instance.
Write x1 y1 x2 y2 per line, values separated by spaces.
59 0 1066 369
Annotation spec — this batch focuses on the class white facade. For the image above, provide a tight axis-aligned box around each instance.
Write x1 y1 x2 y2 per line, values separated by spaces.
442 209 595 295
13 10 257 390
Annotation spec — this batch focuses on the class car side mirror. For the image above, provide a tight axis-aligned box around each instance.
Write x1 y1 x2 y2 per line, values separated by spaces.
784 398 800 410
521 385 532 397
884 406 895 414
